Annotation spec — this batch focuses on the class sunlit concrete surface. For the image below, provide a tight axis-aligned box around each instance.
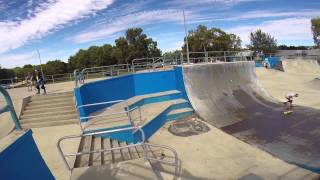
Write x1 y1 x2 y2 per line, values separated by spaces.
257 70 320 109
146 60 320 179
150 122 318 179
0 77 105 139
32 125 81 180
0 80 76 139
1 60 320 179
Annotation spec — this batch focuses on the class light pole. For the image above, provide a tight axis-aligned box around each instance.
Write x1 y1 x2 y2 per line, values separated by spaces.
36 49 45 81
182 9 190 64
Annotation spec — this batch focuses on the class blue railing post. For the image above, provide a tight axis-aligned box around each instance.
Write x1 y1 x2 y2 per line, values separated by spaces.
0 86 21 130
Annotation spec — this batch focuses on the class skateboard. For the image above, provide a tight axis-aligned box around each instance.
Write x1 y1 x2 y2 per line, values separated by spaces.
283 110 293 115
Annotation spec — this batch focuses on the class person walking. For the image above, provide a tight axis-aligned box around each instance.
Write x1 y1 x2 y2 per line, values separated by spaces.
35 70 46 95
25 72 33 91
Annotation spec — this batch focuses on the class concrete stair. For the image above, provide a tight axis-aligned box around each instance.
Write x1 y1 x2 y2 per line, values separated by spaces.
71 159 158 180
167 107 194 121
73 136 177 179
74 136 159 168
20 91 78 129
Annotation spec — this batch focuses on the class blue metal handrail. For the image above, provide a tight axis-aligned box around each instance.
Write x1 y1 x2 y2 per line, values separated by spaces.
0 86 21 130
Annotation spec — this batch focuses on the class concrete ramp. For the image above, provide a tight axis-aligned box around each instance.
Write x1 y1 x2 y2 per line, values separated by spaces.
306 77 320 90
183 62 271 128
282 58 320 74
182 62 320 172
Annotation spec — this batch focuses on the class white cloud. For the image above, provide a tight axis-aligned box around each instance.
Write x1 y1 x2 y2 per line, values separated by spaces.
70 9 194 43
153 32 185 52
0 49 72 68
0 0 114 54
162 41 184 52
167 0 259 7
186 9 320 24
0 52 37 68
217 9 320 21
226 18 313 45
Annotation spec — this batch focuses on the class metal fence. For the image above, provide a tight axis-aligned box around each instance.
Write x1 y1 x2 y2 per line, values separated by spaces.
73 50 257 87
57 127 180 179
45 73 74 84
81 64 130 79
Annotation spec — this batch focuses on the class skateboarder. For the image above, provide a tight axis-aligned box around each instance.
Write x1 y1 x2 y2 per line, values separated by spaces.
25 72 33 91
284 92 299 109
35 70 46 95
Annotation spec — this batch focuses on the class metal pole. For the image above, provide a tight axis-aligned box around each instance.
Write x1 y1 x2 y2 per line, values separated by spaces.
36 49 45 81
74 70 78 87
0 86 21 130
182 9 190 64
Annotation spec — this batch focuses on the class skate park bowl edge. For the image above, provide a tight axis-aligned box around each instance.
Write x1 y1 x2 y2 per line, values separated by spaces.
182 61 320 173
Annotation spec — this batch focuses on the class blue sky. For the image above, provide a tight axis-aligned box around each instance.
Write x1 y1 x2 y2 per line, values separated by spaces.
0 0 319 68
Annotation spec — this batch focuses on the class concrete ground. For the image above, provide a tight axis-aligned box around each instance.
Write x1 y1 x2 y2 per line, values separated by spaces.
147 66 320 179
256 68 320 108
150 121 318 179
0 80 80 180
32 125 81 180
0 81 76 138
1 65 320 179
0 78 105 139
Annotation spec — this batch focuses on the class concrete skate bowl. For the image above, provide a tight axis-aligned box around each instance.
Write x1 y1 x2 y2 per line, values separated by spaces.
305 77 320 90
182 62 320 172
282 59 320 74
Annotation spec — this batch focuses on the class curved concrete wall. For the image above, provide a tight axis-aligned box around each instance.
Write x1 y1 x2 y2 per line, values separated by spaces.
282 59 320 74
182 61 320 172
183 62 268 128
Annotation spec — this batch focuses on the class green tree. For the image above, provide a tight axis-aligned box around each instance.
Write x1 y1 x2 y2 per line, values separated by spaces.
115 28 161 64
163 50 182 59
100 44 117 66
68 49 90 69
69 44 119 69
113 37 129 64
182 25 242 56
278 45 308 50
0 66 15 81
13 64 35 78
311 18 320 48
248 29 277 54
44 60 67 75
